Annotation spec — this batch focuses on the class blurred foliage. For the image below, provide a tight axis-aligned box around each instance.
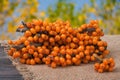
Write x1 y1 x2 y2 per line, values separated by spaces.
47 1 86 27
0 0 120 40
47 0 120 34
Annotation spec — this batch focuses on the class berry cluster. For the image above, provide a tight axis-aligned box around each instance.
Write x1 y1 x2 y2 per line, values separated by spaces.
7 19 115 73
94 58 115 73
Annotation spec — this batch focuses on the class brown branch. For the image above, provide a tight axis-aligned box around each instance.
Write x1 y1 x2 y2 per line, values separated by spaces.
93 54 103 62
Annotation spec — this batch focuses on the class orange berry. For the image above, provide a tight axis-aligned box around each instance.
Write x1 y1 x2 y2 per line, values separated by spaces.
24 30 32 37
28 36 33 42
38 53 43 58
91 55 96 61
75 54 81 59
79 52 84 58
24 40 30 46
72 57 78 63
100 63 105 69
99 46 105 51
20 58 26 64
66 37 71 43
28 49 34 54
54 56 60 62
49 37 55 43
61 34 66 40
13 51 21 58
51 62 57 68
97 41 104 47
92 32 97 36
66 59 72 65
77 46 85 52
33 52 39 57
60 57 65 64
26 59 30 65
108 67 114 72
22 53 29 59
8 40 13 45
55 35 60 41
72 37 79 43
98 68 103 73
103 50 109 55
85 55 91 61
30 28 36 34
35 26 40 32
8 50 13 56
33 35 39 42
84 50 90 55
66 54 72 59
75 60 81 66
34 57 41 64
103 59 108 65
30 59 36 65
94 63 100 70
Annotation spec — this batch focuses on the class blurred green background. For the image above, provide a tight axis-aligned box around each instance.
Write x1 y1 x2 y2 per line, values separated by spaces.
0 0 120 40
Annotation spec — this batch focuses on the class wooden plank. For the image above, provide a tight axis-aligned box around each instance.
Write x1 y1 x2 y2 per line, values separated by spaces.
0 45 24 80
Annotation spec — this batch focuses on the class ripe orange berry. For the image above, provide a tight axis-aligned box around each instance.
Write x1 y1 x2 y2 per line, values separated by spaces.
38 53 43 58
97 41 104 47
85 55 91 61
30 28 36 34
108 67 114 72
73 37 79 43
78 46 85 52
61 34 66 40
72 57 78 63
103 59 108 65
51 62 57 68
28 49 34 54
55 35 60 41
91 55 96 61
75 60 81 66
34 57 41 64
94 63 100 70
66 54 72 59
8 40 13 45
103 50 109 55
33 52 39 57
26 59 30 65
100 63 105 69
8 49 13 55
30 59 36 65
49 37 55 43
98 68 103 73
35 26 40 32
24 40 30 46
79 52 84 58
28 36 33 42
60 57 65 64
22 53 29 59
24 30 32 37
66 37 71 43
13 51 21 59
84 50 90 55
60 49 66 55
33 35 39 42
54 56 59 62
20 36 27 43
66 59 72 65
99 46 105 51
20 58 26 64
75 54 81 59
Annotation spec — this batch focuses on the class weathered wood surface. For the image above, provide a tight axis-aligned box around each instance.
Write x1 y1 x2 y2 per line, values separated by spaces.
0 46 24 80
